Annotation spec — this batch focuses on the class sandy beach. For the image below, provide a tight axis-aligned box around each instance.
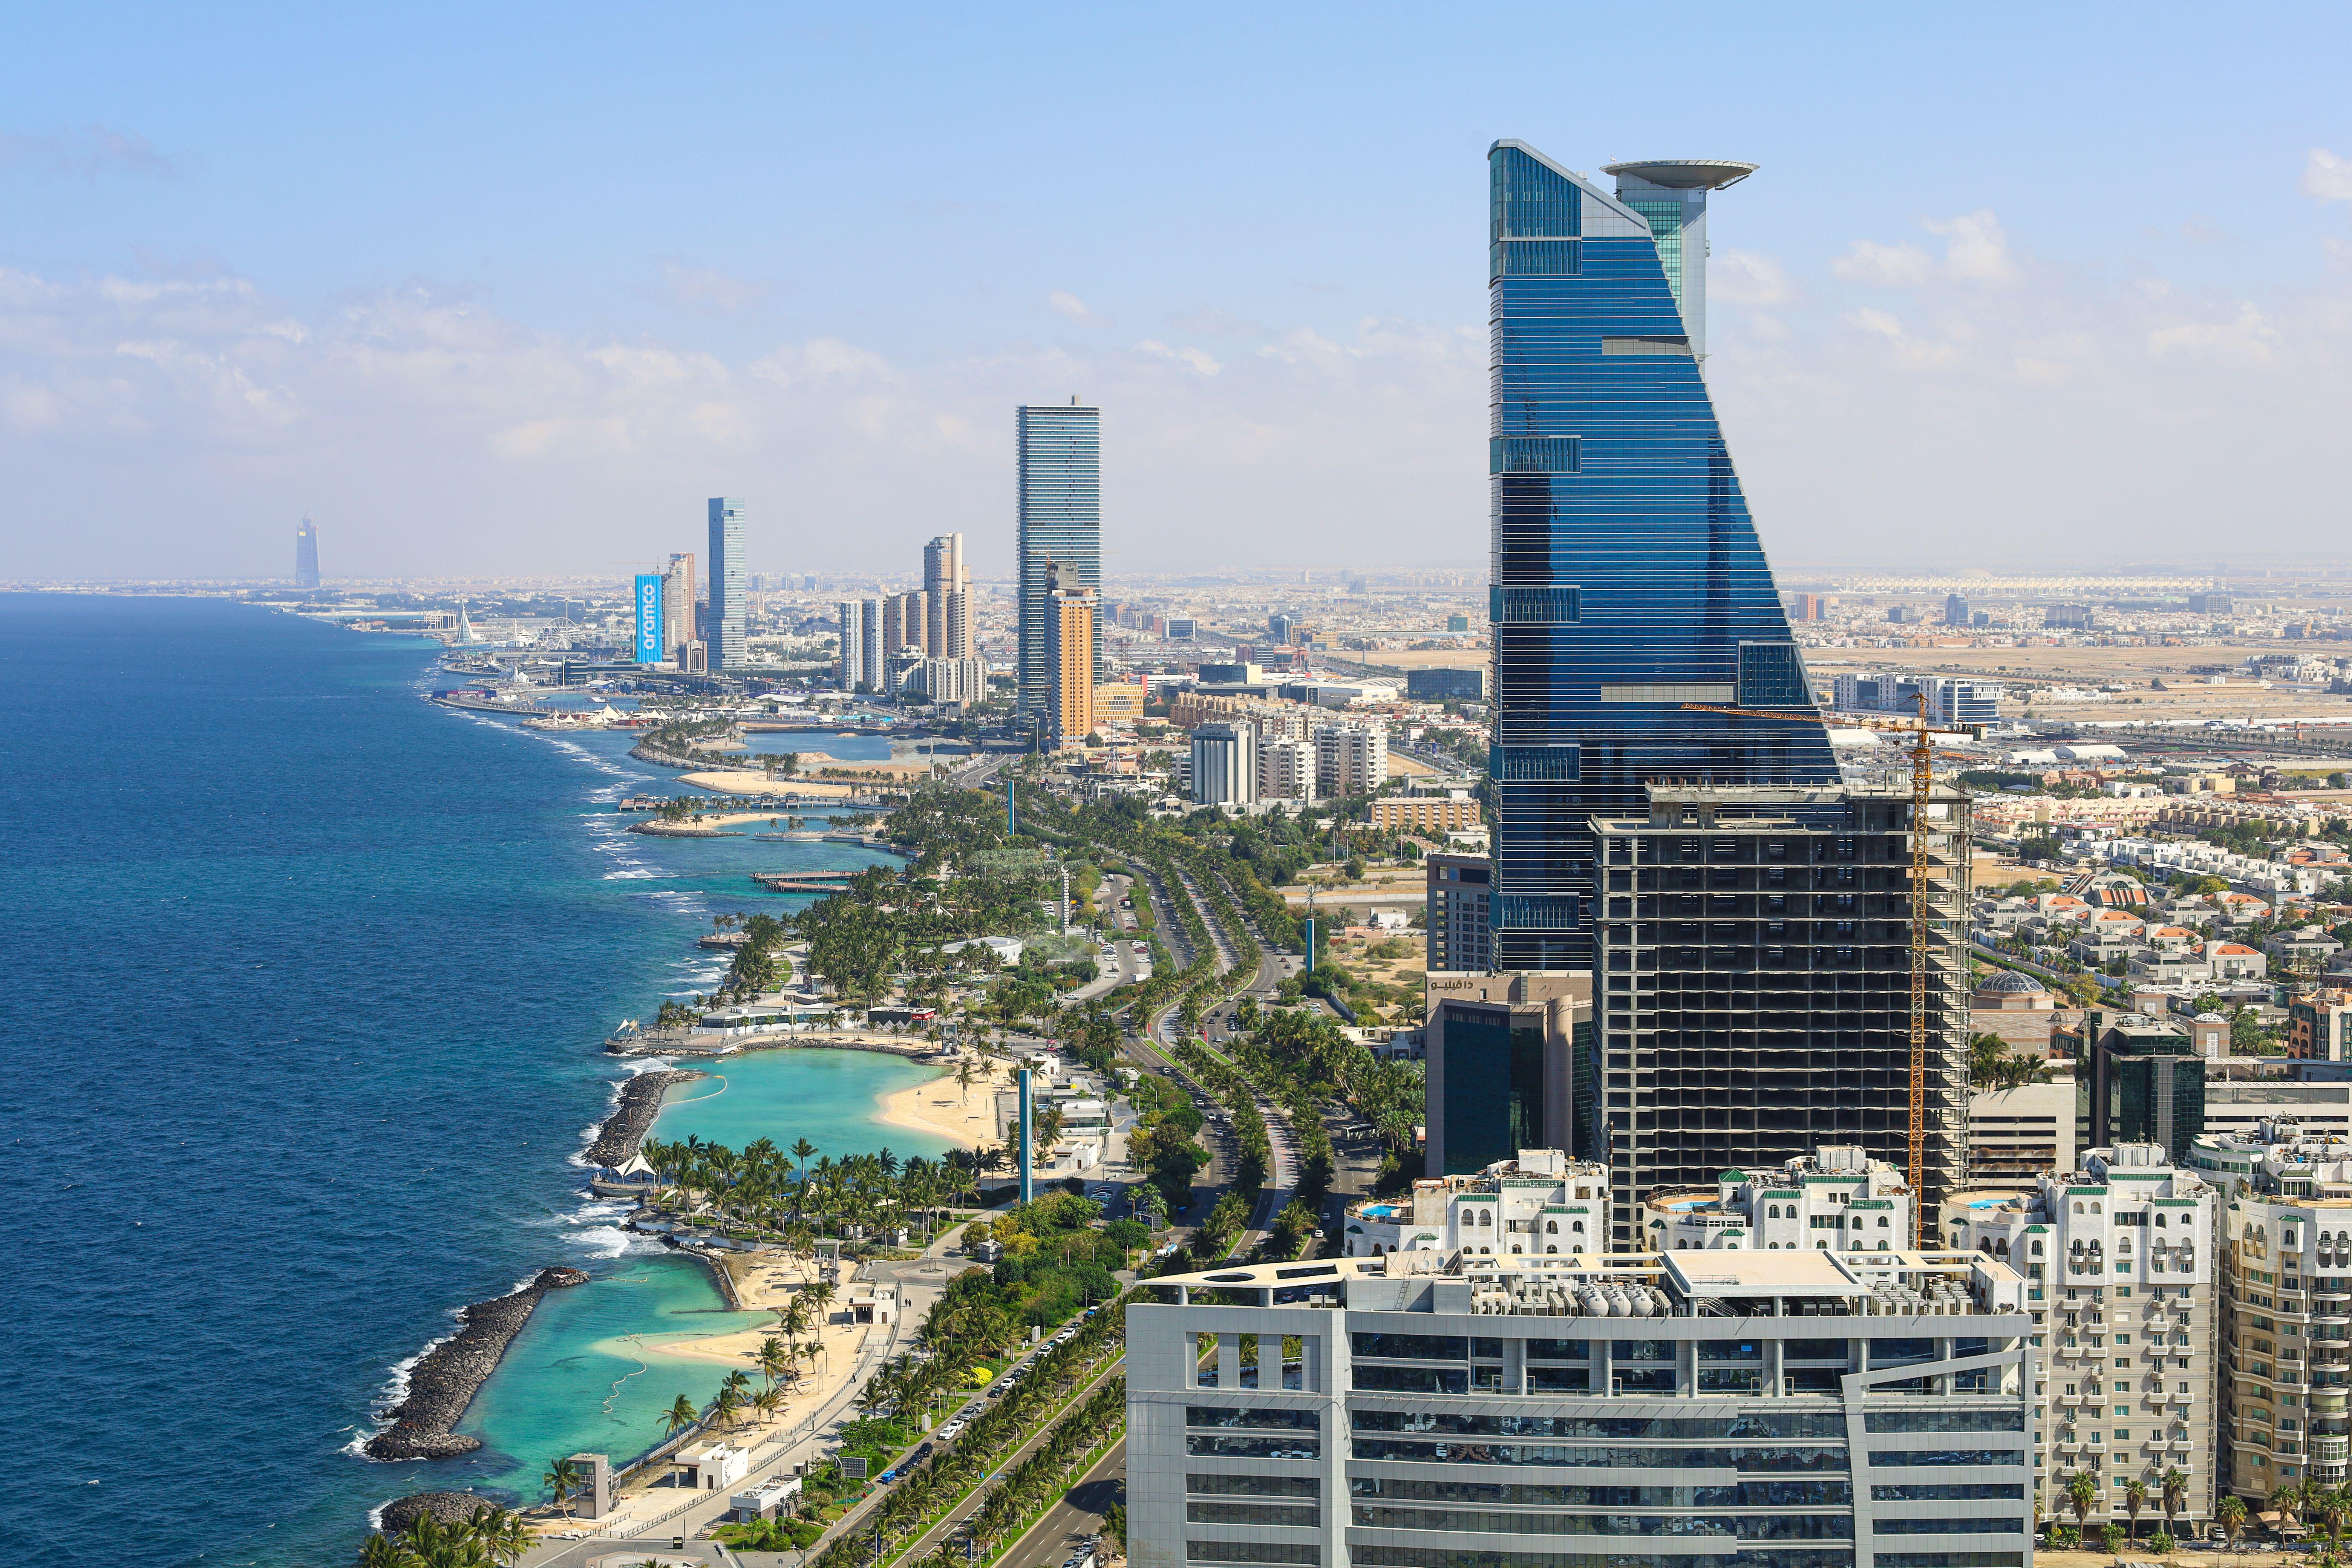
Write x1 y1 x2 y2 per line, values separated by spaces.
678 770 862 797
873 1056 1012 1152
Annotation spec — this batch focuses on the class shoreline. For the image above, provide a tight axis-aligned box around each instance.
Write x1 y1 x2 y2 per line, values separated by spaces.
364 1268 589 1460
608 1028 948 1061
871 1057 1012 1152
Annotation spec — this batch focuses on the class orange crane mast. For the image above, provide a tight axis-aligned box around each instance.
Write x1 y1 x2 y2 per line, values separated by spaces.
1678 698 1976 1248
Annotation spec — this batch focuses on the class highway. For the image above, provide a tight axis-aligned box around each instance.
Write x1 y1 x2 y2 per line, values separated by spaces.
992 1438 1124 1568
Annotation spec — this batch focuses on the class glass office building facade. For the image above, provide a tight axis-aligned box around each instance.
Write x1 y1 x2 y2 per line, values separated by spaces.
706 496 746 670
1017 403 1101 724
1486 141 1837 972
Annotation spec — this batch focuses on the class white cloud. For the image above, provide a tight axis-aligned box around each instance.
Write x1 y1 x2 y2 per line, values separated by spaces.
1833 210 2014 287
1133 339 1222 376
2302 148 2352 204
1711 249 1795 306
1831 240 1934 286
1046 290 1112 328
2147 302 2280 364
0 264 1486 578
1925 210 2016 285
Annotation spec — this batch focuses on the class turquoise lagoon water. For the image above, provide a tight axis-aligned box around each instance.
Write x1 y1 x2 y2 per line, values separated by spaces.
653 1047 953 1160
0 596 930 1564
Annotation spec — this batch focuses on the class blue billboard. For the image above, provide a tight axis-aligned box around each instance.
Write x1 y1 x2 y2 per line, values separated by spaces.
634 574 665 662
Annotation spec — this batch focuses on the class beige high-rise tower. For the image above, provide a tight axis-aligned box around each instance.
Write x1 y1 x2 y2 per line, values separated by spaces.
924 533 971 658
662 552 697 664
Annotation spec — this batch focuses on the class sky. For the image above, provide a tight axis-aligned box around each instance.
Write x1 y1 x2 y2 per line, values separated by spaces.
4 3 2352 583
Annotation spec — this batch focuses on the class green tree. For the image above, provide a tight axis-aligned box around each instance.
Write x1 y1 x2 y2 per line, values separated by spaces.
542 1455 581 1519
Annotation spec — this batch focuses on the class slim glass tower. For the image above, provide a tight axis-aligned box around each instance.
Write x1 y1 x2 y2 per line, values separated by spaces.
1486 142 1836 972
1016 402 1099 723
706 497 745 670
294 519 320 590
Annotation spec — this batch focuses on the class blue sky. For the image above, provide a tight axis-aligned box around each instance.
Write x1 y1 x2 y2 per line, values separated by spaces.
5 3 2351 580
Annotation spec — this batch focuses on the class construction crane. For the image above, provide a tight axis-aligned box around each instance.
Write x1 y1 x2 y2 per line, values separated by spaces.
1679 697 1978 1248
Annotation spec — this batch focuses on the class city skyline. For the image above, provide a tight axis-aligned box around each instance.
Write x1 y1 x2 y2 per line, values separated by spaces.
5 7 2352 580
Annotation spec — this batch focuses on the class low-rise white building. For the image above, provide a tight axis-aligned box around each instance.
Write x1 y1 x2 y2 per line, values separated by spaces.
1342 1148 1607 1258
1643 1145 1914 1254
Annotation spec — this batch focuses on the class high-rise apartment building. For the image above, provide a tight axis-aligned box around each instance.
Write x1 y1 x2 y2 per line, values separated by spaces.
1949 1143 2217 1535
1041 564 1098 751
294 519 320 590
1189 723 1257 806
1257 737 1317 804
924 533 972 658
2189 1121 2352 1502
706 497 745 669
1426 853 1493 974
1127 1242 2035 1568
1017 403 1099 720
860 599 883 695
1589 782 1972 1249
1485 144 1835 972
1313 723 1387 799
919 657 988 706
1946 593 1972 626
835 600 867 691
663 553 697 666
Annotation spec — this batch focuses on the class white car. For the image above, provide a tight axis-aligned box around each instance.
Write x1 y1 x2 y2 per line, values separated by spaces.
937 1420 966 1440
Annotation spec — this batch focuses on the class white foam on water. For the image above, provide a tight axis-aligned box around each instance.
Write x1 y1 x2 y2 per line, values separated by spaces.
603 868 660 880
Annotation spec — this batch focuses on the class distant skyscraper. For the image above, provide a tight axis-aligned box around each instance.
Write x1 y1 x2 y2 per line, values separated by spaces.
836 600 866 691
663 553 697 666
294 519 320 590
1016 403 1099 720
860 598 884 694
923 533 971 658
1485 142 1835 971
706 498 746 669
1945 591 1971 626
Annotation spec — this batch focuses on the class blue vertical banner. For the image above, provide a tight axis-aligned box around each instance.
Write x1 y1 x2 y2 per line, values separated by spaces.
634 574 665 662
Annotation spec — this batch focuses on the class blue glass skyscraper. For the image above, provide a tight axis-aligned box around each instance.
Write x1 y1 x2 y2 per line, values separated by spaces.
1487 143 1837 972
706 496 746 671
1016 401 1100 724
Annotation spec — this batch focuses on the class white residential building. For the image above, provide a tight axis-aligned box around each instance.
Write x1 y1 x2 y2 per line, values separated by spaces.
1341 1148 1607 1259
1943 1143 2218 1533
1643 1145 1915 1254
1313 721 1387 799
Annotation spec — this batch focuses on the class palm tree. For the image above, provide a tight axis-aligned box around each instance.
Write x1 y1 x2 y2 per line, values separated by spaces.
2125 1477 2148 1540
2274 1480 2308 1539
2324 1485 2352 1548
543 1455 582 1520
709 1384 746 1431
2161 1467 2188 1544
757 1335 792 1389
358 1533 410 1568
2067 1470 2100 1539
487 1509 533 1567
750 1385 783 1428
2211 1489 2241 1537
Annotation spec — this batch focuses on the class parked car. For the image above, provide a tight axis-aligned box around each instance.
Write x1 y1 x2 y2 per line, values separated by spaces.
937 1420 966 1440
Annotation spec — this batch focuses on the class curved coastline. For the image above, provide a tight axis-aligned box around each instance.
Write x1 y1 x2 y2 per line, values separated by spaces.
364 1268 590 1460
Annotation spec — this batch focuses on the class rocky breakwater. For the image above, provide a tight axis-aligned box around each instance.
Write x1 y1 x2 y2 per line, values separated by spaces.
366 1268 590 1460
583 1068 706 1166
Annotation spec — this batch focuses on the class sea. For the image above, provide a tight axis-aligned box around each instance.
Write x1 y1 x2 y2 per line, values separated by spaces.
0 596 952 1565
